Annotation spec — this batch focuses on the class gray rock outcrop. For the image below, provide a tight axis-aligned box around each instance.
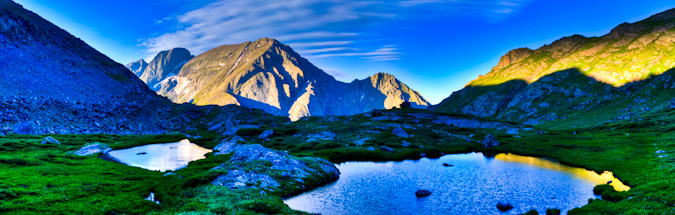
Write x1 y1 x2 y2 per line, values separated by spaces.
392 127 409 138
482 134 500 147
210 143 339 193
74 143 112 156
41 136 60 145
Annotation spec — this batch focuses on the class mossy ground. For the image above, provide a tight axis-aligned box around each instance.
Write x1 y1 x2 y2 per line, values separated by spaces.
1 109 674 214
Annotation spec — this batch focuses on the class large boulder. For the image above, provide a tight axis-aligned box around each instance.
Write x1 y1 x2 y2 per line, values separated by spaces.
212 170 281 190
12 121 40 135
392 127 409 138
74 143 112 156
211 143 340 193
41 136 60 145
482 134 500 147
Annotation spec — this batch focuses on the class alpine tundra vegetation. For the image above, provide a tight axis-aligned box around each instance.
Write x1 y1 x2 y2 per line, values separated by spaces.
2 0 675 214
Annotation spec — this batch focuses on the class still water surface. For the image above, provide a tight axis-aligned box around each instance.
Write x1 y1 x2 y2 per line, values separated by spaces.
104 139 212 172
284 152 628 215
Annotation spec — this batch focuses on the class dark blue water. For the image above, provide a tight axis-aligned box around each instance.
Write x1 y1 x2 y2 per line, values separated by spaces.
285 153 628 215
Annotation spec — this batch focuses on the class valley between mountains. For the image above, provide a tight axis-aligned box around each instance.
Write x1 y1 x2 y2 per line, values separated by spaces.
2 0 675 214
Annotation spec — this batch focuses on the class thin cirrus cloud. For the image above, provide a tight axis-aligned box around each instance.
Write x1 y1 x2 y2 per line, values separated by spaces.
142 0 529 61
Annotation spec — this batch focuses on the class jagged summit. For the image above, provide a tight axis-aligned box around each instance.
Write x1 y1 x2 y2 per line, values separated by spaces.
126 59 148 77
149 38 428 120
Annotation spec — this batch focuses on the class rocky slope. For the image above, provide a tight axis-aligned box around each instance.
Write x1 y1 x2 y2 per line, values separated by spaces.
435 8 675 127
157 38 429 120
0 0 282 135
127 48 193 91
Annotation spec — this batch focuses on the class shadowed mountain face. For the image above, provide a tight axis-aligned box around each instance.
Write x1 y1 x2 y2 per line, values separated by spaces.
435 8 675 127
0 0 283 135
155 38 429 120
127 48 194 91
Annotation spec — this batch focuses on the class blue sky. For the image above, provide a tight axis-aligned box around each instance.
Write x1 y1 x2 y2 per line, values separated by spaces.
14 0 675 104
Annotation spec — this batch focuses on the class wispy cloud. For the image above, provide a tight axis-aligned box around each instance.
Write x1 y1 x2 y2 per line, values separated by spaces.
142 0 530 62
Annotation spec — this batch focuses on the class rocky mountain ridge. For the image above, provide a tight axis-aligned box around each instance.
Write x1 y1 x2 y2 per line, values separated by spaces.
435 8 675 128
137 38 429 120
0 0 283 135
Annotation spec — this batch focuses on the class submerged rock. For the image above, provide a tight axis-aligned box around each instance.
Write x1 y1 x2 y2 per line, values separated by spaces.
415 190 432 197
367 146 375 151
443 163 453 167
392 127 409 138
41 136 60 145
481 134 500 147
496 202 514 211
74 143 112 156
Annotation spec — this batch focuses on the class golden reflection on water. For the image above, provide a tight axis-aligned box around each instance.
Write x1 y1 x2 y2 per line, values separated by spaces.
494 153 630 191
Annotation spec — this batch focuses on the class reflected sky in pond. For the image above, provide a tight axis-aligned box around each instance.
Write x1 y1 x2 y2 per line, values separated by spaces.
104 139 212 172
285 152 629 215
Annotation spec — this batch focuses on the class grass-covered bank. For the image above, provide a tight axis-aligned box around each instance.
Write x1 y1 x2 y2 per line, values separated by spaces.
1 109 674 214
0 134 305 214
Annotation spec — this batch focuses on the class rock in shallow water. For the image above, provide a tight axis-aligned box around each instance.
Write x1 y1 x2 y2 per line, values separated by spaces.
415 190 432 197
496 202 514 211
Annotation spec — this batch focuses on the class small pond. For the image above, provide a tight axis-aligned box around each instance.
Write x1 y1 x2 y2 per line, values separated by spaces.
284 152 629 215
103 139 212 172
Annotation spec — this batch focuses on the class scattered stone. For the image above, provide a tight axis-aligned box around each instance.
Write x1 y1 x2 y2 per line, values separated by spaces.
506 129 519 135
380 146 395 152
259 129 274 139
145 192 160 204
367 146 375 151
401 140 411 147
656 150 666 154
496 202 514 211
443 163 453 167
306 131 337 142
537 131 545 135
74 143 112 156
392 127 409 138
13 121 40 135
354 137 371 146
481 134 500 148
41 136 61 145
420 152 427 157
415 190 432 197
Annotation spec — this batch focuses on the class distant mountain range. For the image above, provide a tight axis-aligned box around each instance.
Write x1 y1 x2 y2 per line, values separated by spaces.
128 38 429 120
434 8 675 128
